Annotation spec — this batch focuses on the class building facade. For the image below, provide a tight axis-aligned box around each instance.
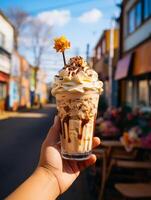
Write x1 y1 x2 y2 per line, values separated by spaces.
36 69 47 105
30 66 39 106
20 56 31 108
93 29 119 106
115 0 151 108
9 51 21 110
0 11 14 111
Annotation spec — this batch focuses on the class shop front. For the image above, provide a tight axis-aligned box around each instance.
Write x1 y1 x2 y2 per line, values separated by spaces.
20 57 31 108
115 53 133 107
0 71 9 111
132 40 151 108
115 40 151 109
0 12 14 111
9 52 21 111
9 79 19 111
0 54 10 111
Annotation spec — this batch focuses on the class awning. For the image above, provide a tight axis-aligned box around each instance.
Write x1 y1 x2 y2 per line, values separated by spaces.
0 71 9 82
133 41 151 76
115 53 132 80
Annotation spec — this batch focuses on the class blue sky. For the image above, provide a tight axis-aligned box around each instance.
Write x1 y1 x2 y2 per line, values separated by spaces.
1 0 121 82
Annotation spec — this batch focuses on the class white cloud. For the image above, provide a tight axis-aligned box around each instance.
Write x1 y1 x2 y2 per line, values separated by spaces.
78 8 103 23
36 10 71 27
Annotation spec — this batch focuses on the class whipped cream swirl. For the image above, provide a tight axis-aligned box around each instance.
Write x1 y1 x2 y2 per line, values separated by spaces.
51 56 103 95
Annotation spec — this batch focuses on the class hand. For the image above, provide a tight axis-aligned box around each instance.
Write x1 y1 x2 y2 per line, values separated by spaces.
39 116 101 197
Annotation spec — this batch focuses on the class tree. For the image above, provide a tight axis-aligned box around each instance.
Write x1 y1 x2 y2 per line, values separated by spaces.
6 7 28 49
21 18 53 67
7 7 53 67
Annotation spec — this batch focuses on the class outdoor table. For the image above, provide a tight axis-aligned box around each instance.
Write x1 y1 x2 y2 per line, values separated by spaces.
102 140 142 148
95 140 143 200
94 139 151 200
102 140 122 147
115 183 151 199
94 140 139 163
94 140 123 158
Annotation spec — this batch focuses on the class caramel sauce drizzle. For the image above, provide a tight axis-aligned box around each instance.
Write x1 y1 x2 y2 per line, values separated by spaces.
63 115 71 143
78 119 89 140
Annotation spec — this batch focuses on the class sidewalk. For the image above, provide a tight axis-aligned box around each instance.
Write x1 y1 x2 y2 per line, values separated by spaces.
0 104 56 121
0 111 19 120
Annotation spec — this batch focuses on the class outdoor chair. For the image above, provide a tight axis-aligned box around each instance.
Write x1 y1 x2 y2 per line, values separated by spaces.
114 160 151 199
93 148 107 200
98 146 138 200
115 183 151 199
107 159 151 183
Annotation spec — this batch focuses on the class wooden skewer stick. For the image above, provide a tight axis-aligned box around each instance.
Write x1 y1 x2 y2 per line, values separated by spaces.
62 51 66 66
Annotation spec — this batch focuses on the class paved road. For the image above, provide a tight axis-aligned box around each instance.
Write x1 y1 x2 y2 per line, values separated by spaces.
0 106 96 200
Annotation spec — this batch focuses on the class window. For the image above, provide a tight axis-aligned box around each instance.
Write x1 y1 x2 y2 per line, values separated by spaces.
128 8 135 34
126 81 133 105
0 83 7 100
138 80 149 106
127 0 151 35
0 32 5 48
136 2 142 27
144 0 151 19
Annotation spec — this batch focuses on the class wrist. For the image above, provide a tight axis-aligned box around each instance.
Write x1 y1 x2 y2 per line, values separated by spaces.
35 166 60 199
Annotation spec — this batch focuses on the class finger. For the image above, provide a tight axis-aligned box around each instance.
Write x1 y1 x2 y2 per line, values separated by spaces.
44 116 61 146
77 154 97 171
92 137 101 148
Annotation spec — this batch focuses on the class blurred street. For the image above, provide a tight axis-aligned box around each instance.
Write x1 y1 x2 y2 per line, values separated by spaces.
0 105 55 199
0 105 94 200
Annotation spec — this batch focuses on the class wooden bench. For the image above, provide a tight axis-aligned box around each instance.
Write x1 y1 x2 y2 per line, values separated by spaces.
115 183 151 199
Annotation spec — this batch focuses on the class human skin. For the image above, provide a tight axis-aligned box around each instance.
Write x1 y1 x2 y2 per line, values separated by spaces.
6 116 101 200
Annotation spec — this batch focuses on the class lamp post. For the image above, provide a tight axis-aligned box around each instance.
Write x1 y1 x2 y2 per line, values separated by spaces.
86 43 90 63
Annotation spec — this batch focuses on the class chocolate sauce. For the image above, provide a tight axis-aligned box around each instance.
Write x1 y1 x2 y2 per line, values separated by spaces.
61 121 64 137
76 68 80 73
78 134 82 140
60 120 62 135
64 106 70 112
79 105 82 109
78 119 89 140
71 72 75 76
63 115 71 143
